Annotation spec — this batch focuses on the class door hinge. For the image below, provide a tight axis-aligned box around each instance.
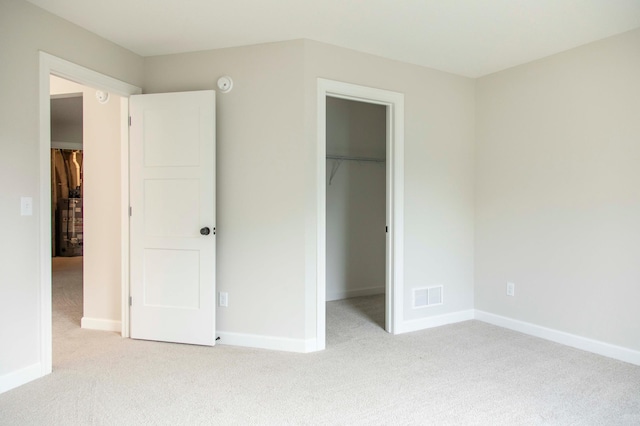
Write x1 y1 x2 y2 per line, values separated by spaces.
129 206 132 216
129 116 131 126
386 226 388 233
129 296 132 306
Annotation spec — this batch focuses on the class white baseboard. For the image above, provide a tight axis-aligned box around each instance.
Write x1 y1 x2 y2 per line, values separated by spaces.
326 286 385 302
0 363 42 394
217 331 316 353
81 317 121 332
475 310 640 366
396 309 475 334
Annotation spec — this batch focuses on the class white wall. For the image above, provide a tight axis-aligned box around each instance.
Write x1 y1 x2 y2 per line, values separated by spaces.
326 97 386 300
304 41 476 334
50 76 122 328
0 0 142 387
475 28 640 351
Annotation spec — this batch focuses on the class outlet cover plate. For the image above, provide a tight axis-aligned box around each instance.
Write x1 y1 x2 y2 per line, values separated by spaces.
219 292 228 307
506 282 515 297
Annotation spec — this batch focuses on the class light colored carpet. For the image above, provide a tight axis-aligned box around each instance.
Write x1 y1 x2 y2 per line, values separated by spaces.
51 256 85 366
1 259 639 425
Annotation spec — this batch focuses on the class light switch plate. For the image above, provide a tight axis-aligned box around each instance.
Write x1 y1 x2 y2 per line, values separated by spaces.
21 197 33 216
219 292 228 307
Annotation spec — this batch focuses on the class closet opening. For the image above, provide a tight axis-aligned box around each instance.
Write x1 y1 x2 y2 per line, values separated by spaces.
325 96 388 342
315 78 404 351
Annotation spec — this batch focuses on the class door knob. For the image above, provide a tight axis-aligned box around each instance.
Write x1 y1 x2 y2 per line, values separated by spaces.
200 227 211 235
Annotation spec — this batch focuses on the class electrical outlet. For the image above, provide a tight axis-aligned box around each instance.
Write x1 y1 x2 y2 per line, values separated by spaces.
506 282 515 297
219 292 228 307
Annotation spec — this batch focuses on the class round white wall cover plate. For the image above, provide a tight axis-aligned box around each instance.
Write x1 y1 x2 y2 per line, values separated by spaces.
217 76 233 93
95 90 110 104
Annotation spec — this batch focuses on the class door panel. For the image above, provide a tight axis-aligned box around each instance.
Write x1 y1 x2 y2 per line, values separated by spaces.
129 90 215 346
144 179 200 237
143 249 200 308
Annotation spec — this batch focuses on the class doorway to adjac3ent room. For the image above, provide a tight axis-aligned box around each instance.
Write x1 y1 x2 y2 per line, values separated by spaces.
39 53 141 375
49 75 124 366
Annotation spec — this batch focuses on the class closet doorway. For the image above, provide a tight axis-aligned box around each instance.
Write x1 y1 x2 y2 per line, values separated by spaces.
325 97 387 338
316 79 405 350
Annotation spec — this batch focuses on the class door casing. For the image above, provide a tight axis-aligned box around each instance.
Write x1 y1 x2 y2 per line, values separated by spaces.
316 78 405 350
38 52 141 376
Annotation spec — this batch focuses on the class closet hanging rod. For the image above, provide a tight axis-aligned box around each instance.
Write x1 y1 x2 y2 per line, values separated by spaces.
326 155 385 163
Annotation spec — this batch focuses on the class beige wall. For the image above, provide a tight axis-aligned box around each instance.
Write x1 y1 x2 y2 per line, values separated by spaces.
304 40 476 332
475 28 640 351
0 0 142 379
50 76 122 326
143 41 308 339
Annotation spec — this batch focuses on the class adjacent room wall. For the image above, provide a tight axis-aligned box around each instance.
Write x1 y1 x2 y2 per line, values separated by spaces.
475 28 640 351
50 76 122 329
304 40 476 334
0 0 142 388
326 97 386 301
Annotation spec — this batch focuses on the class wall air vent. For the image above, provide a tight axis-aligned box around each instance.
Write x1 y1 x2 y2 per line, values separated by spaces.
413 285 443 308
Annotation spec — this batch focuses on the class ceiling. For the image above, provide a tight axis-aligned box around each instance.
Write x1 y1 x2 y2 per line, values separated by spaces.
27 0 640 77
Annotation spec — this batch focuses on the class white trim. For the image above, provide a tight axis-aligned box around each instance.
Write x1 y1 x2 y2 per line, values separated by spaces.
51 141 83 150
0 363 42 394
80 317 122 332
50 92 82 100
41 52 141 97
217 332 316 353
396 310 475 334
120 96 130 338
39 52 141 382
475 310 640 366
39 58 53 377
316 84 327 351
326 286 385 302
316 78 405 351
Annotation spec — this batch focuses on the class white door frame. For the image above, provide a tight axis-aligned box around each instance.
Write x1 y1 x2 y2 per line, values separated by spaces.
38 52 141 375
316 78 404 350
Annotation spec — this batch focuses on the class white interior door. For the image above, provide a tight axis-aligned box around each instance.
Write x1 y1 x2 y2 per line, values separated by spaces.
129 90 216 346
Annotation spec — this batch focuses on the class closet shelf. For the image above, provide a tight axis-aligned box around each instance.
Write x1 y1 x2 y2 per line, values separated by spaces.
327 154 385 185
326 155 385 163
